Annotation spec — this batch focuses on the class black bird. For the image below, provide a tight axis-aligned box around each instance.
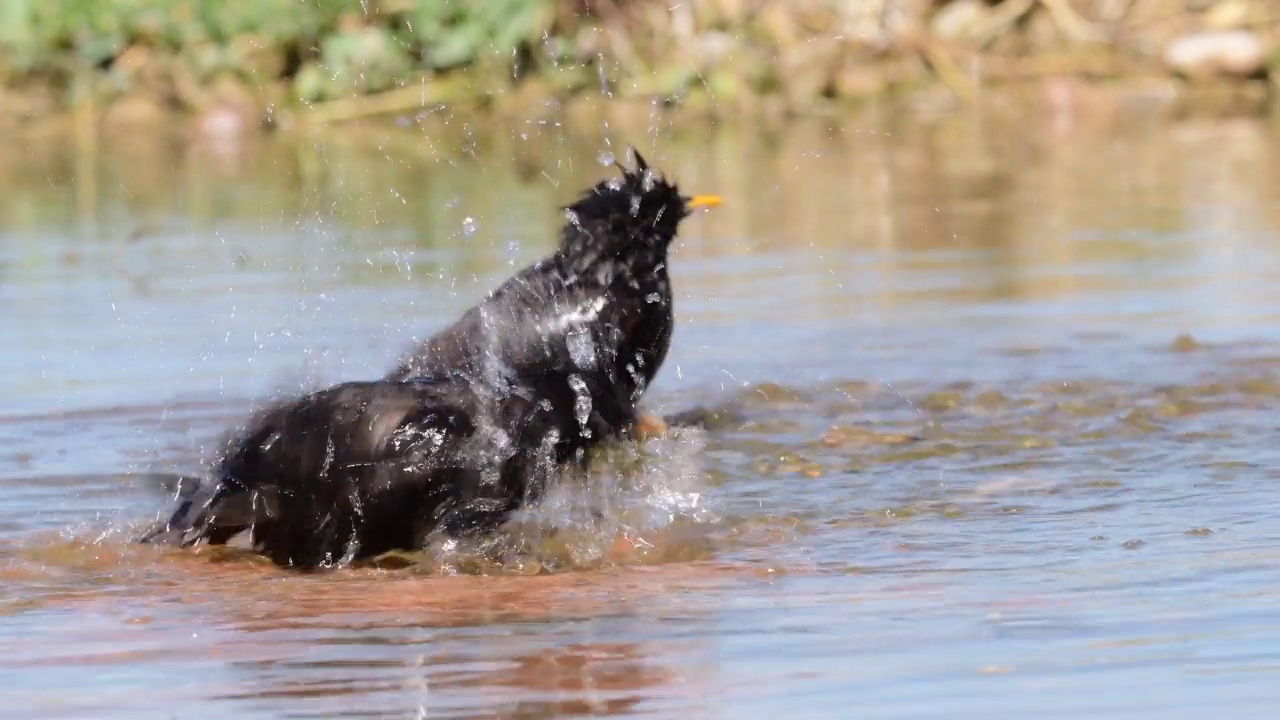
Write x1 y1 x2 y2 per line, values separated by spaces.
140 148 720 569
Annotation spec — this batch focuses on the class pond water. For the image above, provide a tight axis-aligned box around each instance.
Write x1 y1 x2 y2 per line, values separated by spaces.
3 103 1280 718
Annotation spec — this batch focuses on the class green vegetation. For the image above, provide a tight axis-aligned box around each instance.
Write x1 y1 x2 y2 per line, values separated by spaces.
0 0 1277 126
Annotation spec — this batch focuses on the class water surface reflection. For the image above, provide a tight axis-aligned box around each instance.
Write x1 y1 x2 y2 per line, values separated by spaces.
4 104 1280 718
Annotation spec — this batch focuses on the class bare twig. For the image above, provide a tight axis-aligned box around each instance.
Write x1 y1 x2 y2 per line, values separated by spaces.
903 30 979 102
1040 0 1105 43
299 77 465 124
973 0 1038 48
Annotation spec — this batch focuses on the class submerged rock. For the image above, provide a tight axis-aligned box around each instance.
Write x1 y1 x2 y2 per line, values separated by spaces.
820 425 919 448
1163 30 1267 79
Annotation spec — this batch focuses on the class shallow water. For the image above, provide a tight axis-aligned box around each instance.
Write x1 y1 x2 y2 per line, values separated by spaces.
5 106 1280 717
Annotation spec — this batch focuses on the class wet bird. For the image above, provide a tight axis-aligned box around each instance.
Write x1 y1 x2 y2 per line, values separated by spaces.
140 148 720 569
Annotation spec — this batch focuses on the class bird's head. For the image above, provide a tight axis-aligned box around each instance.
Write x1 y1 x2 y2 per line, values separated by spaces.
559 147 720 260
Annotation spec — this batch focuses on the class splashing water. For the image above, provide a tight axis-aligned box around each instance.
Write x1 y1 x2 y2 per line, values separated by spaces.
11 420 718 584
566 327 596 369
418 425 717 575
503 239 522 266
567 374 592 439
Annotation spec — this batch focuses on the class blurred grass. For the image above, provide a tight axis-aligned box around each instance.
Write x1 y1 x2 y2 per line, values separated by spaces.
0 0 555 78
1 0 340 69
0 0 1277 122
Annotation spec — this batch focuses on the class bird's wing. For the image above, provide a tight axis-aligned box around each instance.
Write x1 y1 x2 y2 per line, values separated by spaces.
179 382 477 537
479 265 634 374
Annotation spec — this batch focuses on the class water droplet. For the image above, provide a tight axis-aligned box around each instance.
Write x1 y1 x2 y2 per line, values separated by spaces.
567 327 596 369
645 292 660 304
568 375 592 438
462 217 477 236
596 57 612 98
597 151 615 166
